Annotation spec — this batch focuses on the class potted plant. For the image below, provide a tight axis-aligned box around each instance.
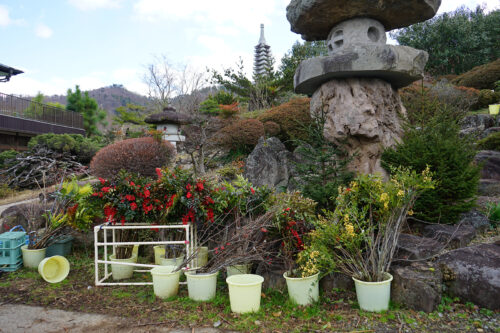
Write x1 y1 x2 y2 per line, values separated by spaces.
307 167 434 312
270 192 320 306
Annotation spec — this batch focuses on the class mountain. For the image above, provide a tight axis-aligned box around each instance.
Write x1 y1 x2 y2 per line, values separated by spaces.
46 84 150 114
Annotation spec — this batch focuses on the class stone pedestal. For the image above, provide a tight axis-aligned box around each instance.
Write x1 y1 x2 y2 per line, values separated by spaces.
311 78 405 175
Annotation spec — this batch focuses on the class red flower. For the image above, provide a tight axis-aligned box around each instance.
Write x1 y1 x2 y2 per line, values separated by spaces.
99 177 106 185
195 181 204 192
186 183 192 192
155 168 162 179
67 204 78 216
120 216 126 226
250 187 255 194
125 194 135 201
143 189 150 198
142 202 153 214
102 186 111 193
98 192 103 198
130 181 135 187
203 196 214 206
261 227 268 233
104 206 117 223
182 209 195 225
130 202 138 210
186 192 192 199
206 208 214 223
151 223 159 233
92 192 99 197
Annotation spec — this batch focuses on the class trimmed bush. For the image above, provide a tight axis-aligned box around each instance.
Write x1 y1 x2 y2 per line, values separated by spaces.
28 133 105 164
216 118 265 152
382 113 480 224
257 97 311 145
452 59 500 90
263 121 281 137
90 137 175 179
477 132 500 151
477 89 500 109
0 150 18 169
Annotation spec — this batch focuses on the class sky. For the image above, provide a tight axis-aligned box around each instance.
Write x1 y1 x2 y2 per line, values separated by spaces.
1 0 498 97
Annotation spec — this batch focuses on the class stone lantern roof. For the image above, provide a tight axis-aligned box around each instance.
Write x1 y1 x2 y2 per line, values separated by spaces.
144 106 192 125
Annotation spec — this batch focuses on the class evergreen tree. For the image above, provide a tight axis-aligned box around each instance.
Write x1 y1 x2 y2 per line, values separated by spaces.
292 108 353 211
66 85 107 136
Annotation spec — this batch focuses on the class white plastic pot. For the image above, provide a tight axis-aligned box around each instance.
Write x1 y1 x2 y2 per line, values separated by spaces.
160 255 185 267
226 263 252 277
196 246 208 267
21 245 46 269
185 270 218 301
283 271 319 306
109 253 137 280
132 245 139 263
153 246 166 265
353 273 393 312
226 274 264 314
38 255 70 283
150 265 180 299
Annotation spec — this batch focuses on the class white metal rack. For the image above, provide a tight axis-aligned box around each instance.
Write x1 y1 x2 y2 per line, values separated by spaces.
94 223 197 286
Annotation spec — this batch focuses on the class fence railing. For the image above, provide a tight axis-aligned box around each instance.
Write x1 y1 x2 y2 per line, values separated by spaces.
0 92 84 129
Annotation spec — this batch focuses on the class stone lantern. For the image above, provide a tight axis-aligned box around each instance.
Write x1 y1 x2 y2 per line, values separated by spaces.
145 106 191 149
286 0 441 176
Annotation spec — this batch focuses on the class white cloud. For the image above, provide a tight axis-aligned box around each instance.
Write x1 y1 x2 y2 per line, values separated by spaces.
133 0 284 33
68 0 124 11
35 23 53 38
438 0 500 13
0 5 24 26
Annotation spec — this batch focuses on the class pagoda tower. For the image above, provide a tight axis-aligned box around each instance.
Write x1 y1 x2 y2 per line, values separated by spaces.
253 24 273 80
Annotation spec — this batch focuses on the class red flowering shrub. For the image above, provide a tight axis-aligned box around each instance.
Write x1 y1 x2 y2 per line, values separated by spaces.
90 137 175 180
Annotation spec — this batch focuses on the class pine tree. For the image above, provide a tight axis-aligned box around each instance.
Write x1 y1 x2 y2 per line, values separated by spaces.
66 85 107 136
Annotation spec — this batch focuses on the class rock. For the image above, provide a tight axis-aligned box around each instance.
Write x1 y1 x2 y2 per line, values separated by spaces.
391 262 442 312
478 179 500 196
422 224 476 249
310 78 404 176
395 233 443 261
320 272 354 292
458 209 491 233
475 150 500 181
0 202 44 233
286 0 442 41
479 126 500 140
255 263 286 291
244 137 294 190
294 44 428 94
460 114 496 136
438 243 500 310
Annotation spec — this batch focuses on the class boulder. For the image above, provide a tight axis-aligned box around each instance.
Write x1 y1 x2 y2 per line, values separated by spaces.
310 78 404 176
460 114 496 136
0 202 44 233
458 209 491 233
391 262 442 312
422 224 476 249
478 179 500 196
255 263 286 291
286 0 442 41
294 45 428 94
475 150 500 181
479 126 500 140
438 243 500 310
320 272 354 292
244 137 294 190
395 233 443 261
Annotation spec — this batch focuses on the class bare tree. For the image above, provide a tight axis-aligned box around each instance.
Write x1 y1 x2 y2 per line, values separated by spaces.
174 65 206 114
143 54 176 112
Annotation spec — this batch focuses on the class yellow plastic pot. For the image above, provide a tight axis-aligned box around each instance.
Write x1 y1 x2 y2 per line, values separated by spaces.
226 263 252 276
21 245 46 269
283 271 319 306
489 104 500 115
38 255 70 283
109 253 137 280
226 274 264 313
185 270 218 301
153 246 165 265
353 273 393 312
150 265 180 299
132 245 139 263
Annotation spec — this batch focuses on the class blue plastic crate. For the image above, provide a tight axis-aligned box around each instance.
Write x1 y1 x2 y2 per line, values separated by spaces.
0 230 26 266
0 260 23 272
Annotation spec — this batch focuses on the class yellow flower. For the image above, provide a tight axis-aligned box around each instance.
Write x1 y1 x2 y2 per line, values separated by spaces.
343 214 349 223
397 190 404 197
408 209 414 216
384 202 389 210
380 192 389 202
345 223 355 237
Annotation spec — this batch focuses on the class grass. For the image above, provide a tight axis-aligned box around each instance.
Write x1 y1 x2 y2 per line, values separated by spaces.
0 249 499 332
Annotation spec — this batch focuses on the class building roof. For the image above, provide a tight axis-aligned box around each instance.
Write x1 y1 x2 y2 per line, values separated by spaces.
144 106 192 125
0 63 23 82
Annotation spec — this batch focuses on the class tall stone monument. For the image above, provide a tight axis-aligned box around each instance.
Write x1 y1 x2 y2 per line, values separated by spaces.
254 24 273 78
286 0 441 175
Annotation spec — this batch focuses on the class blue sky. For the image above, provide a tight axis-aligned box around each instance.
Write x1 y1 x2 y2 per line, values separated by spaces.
1 0 498 97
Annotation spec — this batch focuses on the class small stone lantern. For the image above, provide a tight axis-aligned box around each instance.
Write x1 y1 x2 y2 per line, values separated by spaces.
145 106 191 148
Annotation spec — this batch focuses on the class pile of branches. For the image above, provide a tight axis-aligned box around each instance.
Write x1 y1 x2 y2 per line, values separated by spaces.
0 146 87 189
179 211 281 274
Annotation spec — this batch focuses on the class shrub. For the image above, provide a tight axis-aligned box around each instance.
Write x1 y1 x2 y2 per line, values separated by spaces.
429 81 479 112
263 121 281 137
90 137 175 179
257 97 311 145
452 59 500 90
382 113 480 224
477 89 500 109
219 102 239 118
0 150 18 169
0 183 16 199
28 133 105 164
216 118 265 152
477 132 500 151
